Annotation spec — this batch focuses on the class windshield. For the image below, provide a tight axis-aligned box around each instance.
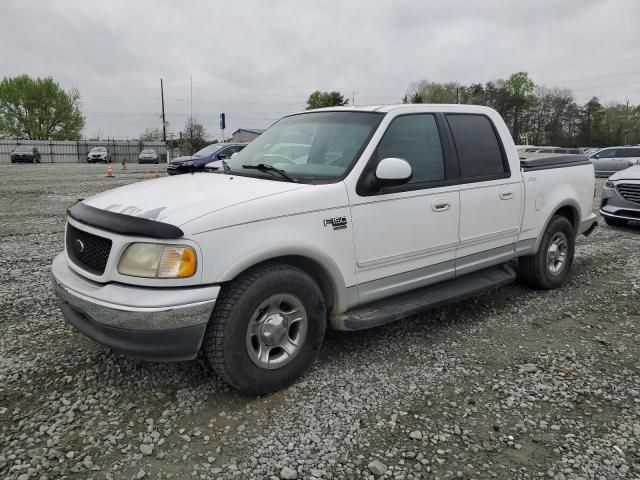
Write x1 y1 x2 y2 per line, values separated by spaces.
15 146 33 152
226 111 383 182
193 144 224 157
90 147 106 152
141 149 156 154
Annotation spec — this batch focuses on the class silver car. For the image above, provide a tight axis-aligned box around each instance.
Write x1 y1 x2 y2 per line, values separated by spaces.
590 146 640 176
600 164 640 226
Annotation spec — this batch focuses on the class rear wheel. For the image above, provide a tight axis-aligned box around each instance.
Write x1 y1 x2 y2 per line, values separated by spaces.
603 216 627 228
203 263 326 395
518 215 575 290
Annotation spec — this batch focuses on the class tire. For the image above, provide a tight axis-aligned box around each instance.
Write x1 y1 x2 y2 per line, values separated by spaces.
203 263 327 395
604 216 627 228
518 215 575 290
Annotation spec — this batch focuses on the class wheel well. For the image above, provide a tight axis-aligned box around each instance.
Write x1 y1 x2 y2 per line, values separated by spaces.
227 256 337 313
554 205 579 232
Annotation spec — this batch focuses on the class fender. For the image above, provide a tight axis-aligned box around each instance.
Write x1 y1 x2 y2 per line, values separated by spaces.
217 243 357 313
533 199 581 253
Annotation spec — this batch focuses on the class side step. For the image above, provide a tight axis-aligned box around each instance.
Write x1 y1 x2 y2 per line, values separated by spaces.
335 264 516 331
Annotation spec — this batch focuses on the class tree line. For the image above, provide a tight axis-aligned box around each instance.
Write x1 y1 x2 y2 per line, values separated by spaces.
308 73 640 147
403 72 640 147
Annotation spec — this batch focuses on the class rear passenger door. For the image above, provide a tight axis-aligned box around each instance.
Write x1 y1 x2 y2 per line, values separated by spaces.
445 113 523 276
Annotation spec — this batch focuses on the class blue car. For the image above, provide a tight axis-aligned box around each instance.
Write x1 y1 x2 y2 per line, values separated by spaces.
167 143 247 175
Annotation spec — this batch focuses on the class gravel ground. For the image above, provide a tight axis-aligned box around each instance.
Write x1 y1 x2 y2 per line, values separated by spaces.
1 163 639 480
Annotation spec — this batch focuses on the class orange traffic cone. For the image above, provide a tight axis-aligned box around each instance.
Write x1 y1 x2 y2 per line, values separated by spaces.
105 165 114 177
154 165 160 178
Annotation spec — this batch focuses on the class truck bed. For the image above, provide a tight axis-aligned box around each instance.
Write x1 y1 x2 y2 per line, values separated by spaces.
520 154 591 172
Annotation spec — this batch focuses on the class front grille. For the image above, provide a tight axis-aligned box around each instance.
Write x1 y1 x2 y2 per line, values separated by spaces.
617 183 640 204
66 224 112 275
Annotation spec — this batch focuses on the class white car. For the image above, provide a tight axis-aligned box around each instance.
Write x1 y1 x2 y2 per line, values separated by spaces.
52 104 597 394
589 146 640 176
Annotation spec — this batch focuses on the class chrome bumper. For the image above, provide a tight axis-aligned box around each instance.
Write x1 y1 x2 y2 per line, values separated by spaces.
51 253 219 361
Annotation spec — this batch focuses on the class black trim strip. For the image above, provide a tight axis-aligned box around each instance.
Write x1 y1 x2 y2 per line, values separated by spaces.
520 155 591 172
68 202 184 239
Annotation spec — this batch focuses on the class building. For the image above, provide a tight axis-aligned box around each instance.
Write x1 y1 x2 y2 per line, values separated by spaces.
231 128 265 143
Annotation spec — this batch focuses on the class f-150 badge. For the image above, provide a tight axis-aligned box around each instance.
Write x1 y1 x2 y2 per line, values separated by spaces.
324 217 347 230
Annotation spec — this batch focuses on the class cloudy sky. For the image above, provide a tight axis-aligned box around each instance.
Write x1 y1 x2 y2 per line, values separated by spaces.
2 0 639 140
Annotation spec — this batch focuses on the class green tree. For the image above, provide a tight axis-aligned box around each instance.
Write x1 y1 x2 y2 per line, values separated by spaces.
405 80 459 104
140 127 163 142
503 72 535 140
0 75 85 139
305 91 349 110
181 117 208 155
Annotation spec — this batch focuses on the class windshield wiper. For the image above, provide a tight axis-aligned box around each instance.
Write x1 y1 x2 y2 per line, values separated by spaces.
241 163 298 183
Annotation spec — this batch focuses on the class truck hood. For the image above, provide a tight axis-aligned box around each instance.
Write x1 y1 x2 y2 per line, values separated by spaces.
83 173 309 227
610 164 640 181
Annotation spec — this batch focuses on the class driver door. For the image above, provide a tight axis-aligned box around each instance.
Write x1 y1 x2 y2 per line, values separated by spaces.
349 113 460 305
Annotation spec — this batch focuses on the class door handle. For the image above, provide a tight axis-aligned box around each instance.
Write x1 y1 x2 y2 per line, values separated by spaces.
499 190 514 200
431 199 450 212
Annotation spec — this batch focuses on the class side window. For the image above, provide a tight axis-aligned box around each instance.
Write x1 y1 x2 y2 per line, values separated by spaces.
446 114 508 178
376 114 445 184
620 148 640 158
598 149 616 158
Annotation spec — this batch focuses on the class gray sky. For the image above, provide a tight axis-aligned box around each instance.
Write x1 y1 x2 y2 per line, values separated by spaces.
2 0 639 140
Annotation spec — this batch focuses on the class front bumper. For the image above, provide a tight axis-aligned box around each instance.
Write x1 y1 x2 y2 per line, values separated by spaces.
51 253 219 361
600 184 640 222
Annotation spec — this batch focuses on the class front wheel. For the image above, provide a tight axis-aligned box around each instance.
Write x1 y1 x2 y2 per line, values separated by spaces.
517 215 575 290
203 263 326 394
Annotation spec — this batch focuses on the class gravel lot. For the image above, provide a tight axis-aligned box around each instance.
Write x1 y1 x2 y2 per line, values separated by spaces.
1 163 639 480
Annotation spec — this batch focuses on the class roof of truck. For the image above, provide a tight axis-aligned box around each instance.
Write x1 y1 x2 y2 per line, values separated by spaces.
301 104 496 114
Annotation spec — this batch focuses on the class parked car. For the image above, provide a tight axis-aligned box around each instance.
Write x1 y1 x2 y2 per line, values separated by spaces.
535 147 585 154
87 147 110 163
167 143 247 175
10 145 40 163
600 164 640 227
138 149 160 164
589 146 640 176
51 104 596 394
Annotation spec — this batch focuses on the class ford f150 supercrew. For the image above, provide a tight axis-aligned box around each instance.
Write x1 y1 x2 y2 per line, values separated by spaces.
51 104 597 394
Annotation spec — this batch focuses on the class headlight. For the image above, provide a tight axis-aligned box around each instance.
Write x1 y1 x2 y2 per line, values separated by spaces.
182 160 195 166
605 180 614 188
118 243 197 278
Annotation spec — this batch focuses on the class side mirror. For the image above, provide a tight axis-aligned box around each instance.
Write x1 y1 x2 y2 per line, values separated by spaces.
593 154 600 159
375 157 412 187
231 152 239 158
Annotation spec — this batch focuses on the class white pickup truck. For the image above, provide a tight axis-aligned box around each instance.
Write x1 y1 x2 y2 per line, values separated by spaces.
52 105 597 394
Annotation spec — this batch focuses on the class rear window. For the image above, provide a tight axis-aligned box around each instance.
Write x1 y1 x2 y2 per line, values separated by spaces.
446 114 508 178
620 148 640 157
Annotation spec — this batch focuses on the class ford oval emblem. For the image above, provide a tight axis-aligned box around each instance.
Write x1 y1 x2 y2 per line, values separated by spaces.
74 238 85 254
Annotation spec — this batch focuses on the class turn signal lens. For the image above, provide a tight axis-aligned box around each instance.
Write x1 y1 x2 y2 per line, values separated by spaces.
118 243 197 278
158 246 197 278
605 180 614 188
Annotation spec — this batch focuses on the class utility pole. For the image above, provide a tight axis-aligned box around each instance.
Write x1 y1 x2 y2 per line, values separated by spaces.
189 76 193 153
352 91 355 107
160 78 167 142
456 86 460 104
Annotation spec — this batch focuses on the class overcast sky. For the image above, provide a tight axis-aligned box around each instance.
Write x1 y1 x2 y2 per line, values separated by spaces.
2 0 639 140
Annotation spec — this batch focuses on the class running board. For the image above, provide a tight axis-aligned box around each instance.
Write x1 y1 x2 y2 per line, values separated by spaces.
334 264 516 331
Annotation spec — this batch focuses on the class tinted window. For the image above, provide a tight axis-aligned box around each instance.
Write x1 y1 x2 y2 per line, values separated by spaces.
620 148 640 157
567 149 579 154
447 114 507 178
377 114 444 184
538 148 553 153
555 149 568 153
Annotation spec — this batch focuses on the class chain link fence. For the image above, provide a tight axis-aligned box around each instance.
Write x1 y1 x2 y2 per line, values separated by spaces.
0 139 171 163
